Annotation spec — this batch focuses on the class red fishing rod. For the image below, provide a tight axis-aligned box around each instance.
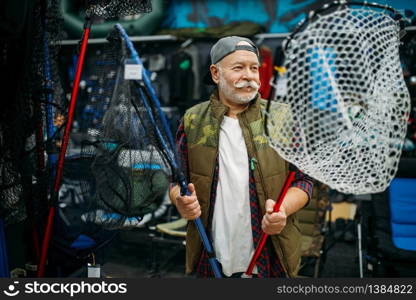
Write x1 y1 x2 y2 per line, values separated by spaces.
37 19 92 277
244 168 296 277
37 0 153 278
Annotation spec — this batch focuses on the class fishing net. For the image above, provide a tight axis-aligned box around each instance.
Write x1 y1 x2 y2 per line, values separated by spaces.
0 0 65 226
37 0 155 277
86 0 152 18
265 2 411 194
112 24 222 276
71 27 171 229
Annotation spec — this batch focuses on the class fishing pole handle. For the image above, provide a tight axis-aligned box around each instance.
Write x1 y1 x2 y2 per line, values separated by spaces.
179 179 191 196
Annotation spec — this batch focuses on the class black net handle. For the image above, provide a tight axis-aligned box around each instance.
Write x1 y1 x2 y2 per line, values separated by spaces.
284 0 406 52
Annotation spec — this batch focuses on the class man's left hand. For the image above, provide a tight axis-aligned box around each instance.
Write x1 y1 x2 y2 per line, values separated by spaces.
261 199 287 235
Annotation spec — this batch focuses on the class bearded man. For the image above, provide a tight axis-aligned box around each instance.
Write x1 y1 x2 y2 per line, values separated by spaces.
169 36 313 278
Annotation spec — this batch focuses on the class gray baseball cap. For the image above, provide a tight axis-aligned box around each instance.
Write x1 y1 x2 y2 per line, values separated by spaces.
203 36 259 85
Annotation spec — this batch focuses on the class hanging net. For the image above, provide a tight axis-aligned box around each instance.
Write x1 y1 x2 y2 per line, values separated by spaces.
265 2 411 194
69 26 172 229
0 0 65 225
86 0 152 18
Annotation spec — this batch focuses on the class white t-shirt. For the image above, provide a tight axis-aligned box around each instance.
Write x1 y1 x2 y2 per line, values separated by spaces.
211 116 257 276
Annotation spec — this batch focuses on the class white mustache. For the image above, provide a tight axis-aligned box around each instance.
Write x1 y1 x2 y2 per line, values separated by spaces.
234 80 259 89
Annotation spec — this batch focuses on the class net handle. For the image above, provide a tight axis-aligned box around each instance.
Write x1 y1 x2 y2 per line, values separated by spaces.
114 24 222 277
37 17 93 279
284 0 405 52
245 166 297 276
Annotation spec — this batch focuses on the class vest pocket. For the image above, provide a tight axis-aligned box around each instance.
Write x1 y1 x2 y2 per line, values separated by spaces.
188 144 216 177
258 147 287 177
275 215 302 277
264 173 286 202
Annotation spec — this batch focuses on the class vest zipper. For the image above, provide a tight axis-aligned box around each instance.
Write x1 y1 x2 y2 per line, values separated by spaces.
242 113 268 202
242 112 290 277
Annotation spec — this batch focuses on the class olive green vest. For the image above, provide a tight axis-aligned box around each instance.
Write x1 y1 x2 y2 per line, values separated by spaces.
183 90 302 277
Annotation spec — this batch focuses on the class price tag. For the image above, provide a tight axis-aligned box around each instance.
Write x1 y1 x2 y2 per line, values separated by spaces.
124 59 142 80
87 263 101 278
276 77 288 97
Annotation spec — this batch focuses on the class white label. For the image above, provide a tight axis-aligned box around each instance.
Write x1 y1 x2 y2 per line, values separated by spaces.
87 264 101 278
124 63 142 80
276 77 288 97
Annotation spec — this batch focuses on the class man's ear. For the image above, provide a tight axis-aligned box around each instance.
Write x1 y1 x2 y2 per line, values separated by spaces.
210 64 220 84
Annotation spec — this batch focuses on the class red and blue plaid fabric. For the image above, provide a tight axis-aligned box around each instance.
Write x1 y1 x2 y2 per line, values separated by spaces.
175 119 313 278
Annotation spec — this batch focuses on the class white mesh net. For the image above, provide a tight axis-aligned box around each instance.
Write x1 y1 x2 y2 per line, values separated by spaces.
266 5 411 194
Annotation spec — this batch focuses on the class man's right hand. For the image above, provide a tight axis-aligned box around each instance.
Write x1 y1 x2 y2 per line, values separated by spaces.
170 183 201 220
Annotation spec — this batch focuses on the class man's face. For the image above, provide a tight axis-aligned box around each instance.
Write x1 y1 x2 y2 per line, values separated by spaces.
211 49 261 104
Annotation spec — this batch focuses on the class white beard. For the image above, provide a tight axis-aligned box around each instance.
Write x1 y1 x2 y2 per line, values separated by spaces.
218 75 259 104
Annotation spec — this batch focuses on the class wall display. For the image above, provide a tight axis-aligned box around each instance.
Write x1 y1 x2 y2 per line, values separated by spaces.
162 0 415 33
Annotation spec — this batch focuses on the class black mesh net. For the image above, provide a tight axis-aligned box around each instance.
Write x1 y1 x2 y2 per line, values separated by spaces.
64 27 171 230
85 0 152 18
0 0 65 226
31 0 66 226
